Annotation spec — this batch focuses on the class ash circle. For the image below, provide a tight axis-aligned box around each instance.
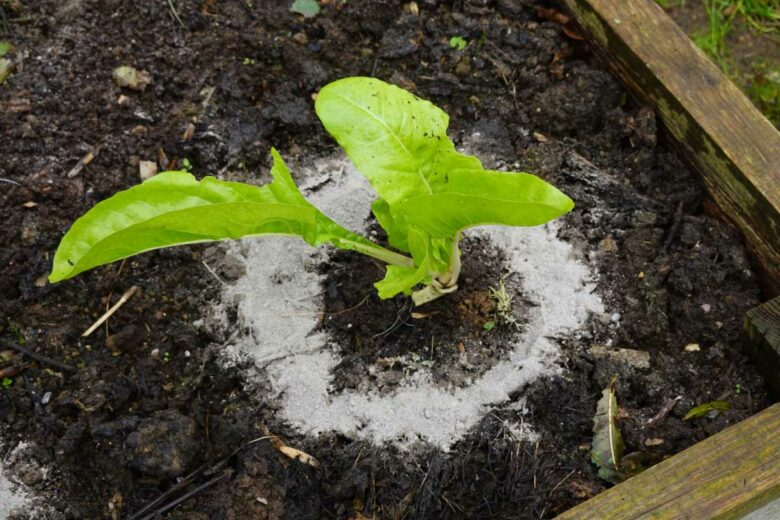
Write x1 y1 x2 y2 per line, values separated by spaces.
217 157 604 449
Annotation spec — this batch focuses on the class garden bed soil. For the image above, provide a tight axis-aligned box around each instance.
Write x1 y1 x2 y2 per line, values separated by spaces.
0 1 771 518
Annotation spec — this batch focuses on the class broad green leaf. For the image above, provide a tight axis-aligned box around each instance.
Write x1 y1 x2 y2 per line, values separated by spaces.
374 227 431 298
316 77 574 255
371 198 410 252
397 169 574 238
315 76 480 205
591 377 625 484
49 149 391 283
375 260 431 299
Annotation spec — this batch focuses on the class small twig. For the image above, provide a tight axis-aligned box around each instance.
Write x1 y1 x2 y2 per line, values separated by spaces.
201 260 226 285
549 468 576 496
166 0 186 29
0 363 30 378
136 471 229 520
131 435 277 519
67 143 102 178
82 286 139 337
663 201 684 250
281 294 370 318
647 396 682 429
0 178 21 186
5 343 76 373
104 259 127 338
129 464 207 520
370 303 410 340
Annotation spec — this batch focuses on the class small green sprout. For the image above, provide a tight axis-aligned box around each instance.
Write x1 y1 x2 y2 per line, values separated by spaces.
2 377 12 388
483 321 496 331
489 277 521 330
449 36 467 50
163 351 171 363
290 0 320 18
182 158 193 172
48 77 573 306
242 57 255 66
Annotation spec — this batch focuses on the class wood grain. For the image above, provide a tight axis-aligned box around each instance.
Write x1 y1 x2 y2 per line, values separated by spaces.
745 296 780 399
558 0 780 296
555 403 780 519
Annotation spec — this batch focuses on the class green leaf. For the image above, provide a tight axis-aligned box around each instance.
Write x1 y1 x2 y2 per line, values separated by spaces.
449 36 467 50
374 226 431 297
316 77 479 206
683 400 731 421
315 77 573 252
49 149 398 283
0 58 12 85
290 0 320 17
0 41 12 57
591 377 625 484
396 169 574 238
483 321 496 331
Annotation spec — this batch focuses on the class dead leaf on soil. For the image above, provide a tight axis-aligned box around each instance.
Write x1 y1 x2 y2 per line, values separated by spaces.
562 25 585 41
683 400 730 421
536 7 570 25
535 7 585 40
591 376 624 484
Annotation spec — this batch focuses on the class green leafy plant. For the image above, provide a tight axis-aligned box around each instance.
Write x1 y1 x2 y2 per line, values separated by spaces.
49 77 573 305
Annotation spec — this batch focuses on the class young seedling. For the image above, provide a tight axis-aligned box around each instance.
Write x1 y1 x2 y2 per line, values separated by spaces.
49 77 573 305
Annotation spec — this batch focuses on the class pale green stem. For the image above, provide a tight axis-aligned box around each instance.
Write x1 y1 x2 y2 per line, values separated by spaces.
340 239 414 268
412 231 463 306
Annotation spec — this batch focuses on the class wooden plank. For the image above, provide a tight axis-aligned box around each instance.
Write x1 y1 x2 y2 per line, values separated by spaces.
745 296 780 399
559 0 780 296
555 403 780 519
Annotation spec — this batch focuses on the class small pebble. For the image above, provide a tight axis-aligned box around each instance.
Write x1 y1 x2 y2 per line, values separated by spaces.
701 303 711 313
113 65 152 91
139 160 158 181
684 343 700 352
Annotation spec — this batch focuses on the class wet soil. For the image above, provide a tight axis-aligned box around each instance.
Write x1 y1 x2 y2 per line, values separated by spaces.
0 1 771 519
322 235 528 394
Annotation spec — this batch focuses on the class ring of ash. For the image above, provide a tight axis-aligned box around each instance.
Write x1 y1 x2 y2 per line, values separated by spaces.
217 156 604 450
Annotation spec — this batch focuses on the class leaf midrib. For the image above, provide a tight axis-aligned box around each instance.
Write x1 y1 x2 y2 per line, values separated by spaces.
328 91 434 195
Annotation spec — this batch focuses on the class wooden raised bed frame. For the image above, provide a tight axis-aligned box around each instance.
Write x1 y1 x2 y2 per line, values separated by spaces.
552 0 780 517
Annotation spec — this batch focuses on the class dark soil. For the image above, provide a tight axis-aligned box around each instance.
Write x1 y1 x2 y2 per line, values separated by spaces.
0 1 771 519
322 235 528 394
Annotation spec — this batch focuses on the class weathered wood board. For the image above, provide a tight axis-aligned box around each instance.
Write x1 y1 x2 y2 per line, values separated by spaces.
559 0 780 296
745 296 780 399
555 403 780 519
